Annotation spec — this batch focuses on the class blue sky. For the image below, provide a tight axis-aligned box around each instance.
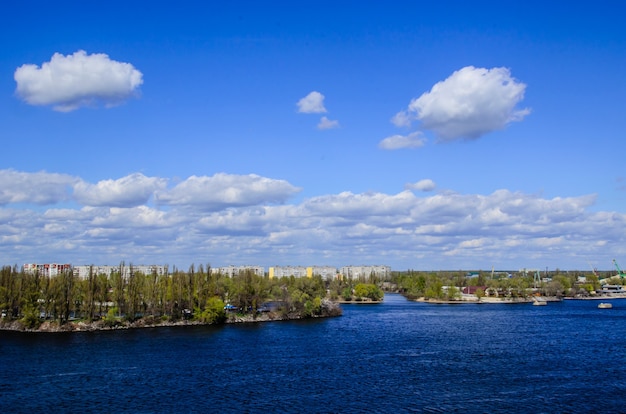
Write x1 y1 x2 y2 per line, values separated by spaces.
2 1 626 271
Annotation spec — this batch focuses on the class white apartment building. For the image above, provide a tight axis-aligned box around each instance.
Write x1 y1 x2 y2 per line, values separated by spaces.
210 265 265 277
23 262 391 281
22 263 72 277
268 265 341 280
309 266 339 280
268 266 309 278
340 265 391 280
72 264 167 279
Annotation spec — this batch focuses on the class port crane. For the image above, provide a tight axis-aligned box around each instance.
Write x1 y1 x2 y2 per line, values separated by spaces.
532 270 541 288
613 259 626 279
587 261 600 279
520 268 542 288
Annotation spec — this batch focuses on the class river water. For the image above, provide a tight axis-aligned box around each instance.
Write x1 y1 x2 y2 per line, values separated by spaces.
1 294 625 413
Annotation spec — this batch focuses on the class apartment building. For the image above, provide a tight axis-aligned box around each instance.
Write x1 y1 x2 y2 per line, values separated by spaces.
339 265 391 280
309 266 339 280
22 263 72 277
23 262 391 281
268 265 341 280
269 266 308 279
210 265 265 277
72 264 167 279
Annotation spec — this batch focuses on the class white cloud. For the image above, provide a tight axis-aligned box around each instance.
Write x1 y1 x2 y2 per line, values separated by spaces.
302 191 417 223
458 238 487 249
317 116 339 130
14 50 143 112
296 91 327 113
197 208 269 236
393 66 530 141
0 169 77 205
155 173 301 210
5 168 626 271
73 173 167 207
379 132 426 150
406 179 436 192
90 206 171 229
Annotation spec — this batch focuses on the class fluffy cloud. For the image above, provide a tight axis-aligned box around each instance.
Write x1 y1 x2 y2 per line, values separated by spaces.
303 191 416 219
317 116 340 130
196 208 269 236
406 179 436 192
296 91 327 113
0 171 300 211
73 173 167 207
155 173 301 210
379 132 426 150
14 50 143 112
4 168 626 271
0 169 77 205
393 66 530 141
90 206 171 229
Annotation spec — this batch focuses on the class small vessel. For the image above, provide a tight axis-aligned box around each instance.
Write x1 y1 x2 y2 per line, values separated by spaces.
532 300 547 306
598 302 613 309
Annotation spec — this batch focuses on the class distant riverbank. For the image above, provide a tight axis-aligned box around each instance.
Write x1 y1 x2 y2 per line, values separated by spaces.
415 294 626 304
414 296 562 304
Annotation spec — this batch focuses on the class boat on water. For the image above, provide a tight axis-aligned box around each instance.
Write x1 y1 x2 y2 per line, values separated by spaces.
598 303 613 309
599 285 626 295
532 300 547 306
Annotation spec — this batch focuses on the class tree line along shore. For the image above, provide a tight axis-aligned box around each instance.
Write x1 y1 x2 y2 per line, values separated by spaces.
394 268 625 302
1 264 622 332
0 264 383 332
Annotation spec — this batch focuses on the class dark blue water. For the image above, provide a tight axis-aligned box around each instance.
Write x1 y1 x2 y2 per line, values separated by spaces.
1 294 625 413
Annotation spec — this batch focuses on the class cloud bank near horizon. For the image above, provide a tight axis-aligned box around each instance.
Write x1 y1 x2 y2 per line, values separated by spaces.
0 168 621 270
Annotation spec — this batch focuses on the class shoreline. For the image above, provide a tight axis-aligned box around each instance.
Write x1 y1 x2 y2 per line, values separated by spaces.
563 295 626 300
336 300 383 304
415 294 626 304
0 302 344 333
414 296 562 304
0 313 335 333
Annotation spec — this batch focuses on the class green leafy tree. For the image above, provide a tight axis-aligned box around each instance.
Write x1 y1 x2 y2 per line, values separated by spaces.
475 288 485 300
354 283 383 301
111 270 125 318
303 296 322 317
446 286 461 300
195 296 226 324
20 302 40 329
0 266 16 316
59 269 76 322
95 273 111 318
104 307 120 327
126 266 145 321
425 278 443 299
83 266 97 321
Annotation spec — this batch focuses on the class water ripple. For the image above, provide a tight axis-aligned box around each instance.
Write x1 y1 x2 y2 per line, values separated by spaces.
1 295 626 412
